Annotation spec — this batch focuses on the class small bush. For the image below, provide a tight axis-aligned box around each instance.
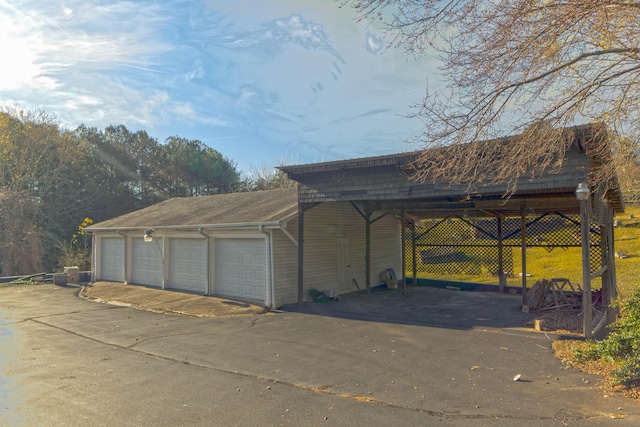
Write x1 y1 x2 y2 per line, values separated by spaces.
576 290 640 388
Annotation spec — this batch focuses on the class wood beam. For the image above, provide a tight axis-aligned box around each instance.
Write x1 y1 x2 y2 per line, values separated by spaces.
297 205 304 305
366 211 372 293
605 201 618 325
497 215 505 293
401 208 407 296
411 219 417 290
580 197 592 338
521 202 527 307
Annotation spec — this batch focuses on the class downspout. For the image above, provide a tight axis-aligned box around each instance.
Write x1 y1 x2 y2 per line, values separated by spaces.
90 232 97 282
259 225 275 309
117 230 128 284
198 228 210 295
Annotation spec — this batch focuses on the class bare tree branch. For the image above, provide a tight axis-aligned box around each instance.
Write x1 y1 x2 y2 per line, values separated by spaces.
343 0 640 198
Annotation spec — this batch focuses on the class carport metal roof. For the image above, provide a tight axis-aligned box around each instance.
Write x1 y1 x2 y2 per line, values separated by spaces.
280 123 623 338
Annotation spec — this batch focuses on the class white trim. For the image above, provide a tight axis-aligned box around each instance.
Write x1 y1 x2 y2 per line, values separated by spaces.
87 221 286 233
91 234 97 282
204 233 265 240
268 231 276 308
280 225 298 246
259 226 274 308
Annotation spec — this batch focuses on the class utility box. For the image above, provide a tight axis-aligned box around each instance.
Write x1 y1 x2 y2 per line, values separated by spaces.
53 273 68 286
64 266 80 284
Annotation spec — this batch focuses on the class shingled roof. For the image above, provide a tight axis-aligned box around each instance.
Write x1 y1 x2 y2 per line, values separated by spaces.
87 187 298 231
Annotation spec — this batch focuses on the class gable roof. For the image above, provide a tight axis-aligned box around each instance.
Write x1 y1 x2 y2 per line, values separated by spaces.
87 187 298 231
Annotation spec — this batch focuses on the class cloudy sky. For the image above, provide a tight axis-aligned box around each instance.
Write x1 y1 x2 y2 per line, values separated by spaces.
1 0 439 173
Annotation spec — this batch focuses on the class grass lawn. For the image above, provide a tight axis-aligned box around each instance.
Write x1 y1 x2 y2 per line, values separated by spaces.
611 204 640 299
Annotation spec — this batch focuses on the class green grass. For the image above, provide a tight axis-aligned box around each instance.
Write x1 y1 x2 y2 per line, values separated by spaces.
406 204 640 299
0 279 39 287
611 205 640 299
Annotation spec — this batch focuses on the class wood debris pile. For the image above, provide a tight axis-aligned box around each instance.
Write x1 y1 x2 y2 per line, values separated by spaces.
523 278 602 312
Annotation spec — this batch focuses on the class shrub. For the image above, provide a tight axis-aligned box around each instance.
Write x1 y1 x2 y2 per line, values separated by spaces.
576 290 640 388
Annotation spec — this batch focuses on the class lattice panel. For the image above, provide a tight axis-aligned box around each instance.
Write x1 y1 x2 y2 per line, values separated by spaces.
405 213 602 276
407 216 513 276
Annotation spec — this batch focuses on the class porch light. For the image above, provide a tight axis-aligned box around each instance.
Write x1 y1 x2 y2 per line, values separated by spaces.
575 182 590 200
143 229 154 242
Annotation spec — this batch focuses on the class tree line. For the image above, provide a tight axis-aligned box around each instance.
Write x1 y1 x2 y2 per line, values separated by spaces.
0 109 292 276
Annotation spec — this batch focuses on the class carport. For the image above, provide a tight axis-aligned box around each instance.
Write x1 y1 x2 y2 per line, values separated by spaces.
280 124 624 338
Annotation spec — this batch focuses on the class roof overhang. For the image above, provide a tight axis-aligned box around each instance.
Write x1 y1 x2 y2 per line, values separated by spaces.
86 221 289 233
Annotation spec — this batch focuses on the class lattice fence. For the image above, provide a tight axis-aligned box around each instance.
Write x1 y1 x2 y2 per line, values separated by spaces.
405 212 601 276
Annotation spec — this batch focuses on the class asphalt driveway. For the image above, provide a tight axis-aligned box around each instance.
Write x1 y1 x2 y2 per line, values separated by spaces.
1 283 639 426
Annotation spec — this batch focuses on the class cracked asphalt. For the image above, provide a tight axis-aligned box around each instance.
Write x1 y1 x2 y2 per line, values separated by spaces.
1 283 640 426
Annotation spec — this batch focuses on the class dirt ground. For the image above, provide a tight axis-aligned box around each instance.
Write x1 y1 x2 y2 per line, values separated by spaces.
530 309 584 335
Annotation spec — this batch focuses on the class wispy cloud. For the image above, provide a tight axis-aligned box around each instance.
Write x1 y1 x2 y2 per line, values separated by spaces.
225 14 345 64
365 31 385 54
0 0 437 172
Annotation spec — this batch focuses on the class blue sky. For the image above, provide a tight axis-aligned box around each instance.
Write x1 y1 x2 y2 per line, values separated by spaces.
0 0 439 174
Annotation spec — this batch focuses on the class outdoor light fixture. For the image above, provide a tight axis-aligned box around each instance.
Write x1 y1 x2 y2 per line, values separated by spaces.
143 229 154 242
575 182 590 200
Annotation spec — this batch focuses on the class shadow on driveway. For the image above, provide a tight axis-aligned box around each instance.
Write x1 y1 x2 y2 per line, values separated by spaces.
282 286 535 331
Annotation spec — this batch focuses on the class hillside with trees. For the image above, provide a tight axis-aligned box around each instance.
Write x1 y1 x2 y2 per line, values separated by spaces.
0 109 243 276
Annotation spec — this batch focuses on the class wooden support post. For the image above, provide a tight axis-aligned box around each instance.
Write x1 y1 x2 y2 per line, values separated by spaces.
297 205 304 305
604 201 618 325
411 219 417 289
365 211 372 293
521 203 527 307
497 215 505 293
600 204 609 314
401 209 407 296
580 197 592 338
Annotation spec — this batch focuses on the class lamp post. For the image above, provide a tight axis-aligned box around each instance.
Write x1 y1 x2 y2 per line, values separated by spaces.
576 182 592 338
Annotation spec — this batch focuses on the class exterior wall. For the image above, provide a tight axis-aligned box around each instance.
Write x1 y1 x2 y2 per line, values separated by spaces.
90 203 402 307
270 223 299 307
273 202 402 306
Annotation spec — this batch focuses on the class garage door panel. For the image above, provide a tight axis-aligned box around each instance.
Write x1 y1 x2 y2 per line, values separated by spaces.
215 238 266 302
168 239 207 293
131 237 163 287
100 237 124 282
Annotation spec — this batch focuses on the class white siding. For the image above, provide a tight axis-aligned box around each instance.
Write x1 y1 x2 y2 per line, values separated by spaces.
274 202 402 305
370 213 403 284
271 225 299 306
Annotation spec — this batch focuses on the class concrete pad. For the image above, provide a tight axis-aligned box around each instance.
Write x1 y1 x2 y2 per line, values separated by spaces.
81 281 265 317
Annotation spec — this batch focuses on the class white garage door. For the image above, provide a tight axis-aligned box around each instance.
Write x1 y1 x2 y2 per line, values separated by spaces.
215 238 266 302
168 238 207 293
99 237 125 282
131 237 163 287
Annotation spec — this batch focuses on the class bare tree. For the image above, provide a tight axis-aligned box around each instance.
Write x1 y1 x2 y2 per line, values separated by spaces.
248 162 297 191
343 1 640 195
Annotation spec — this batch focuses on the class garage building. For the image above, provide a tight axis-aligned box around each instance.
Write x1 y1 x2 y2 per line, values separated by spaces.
86 187 401 307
